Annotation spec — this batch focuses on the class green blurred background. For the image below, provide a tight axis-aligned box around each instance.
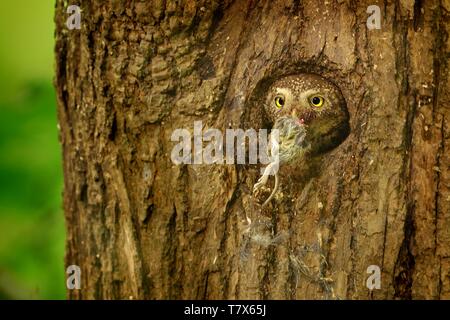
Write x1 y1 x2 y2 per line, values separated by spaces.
0 1 65 299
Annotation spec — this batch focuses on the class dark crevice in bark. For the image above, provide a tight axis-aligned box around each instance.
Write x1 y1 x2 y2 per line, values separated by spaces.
395 84 417 299
431 4 443 120
79 182 88 203
131 215 151 299
431 3 446 299
55 28 74 142
438 257 443 298
393 202 416 299
94 273 103 299
207 2 225 41
291 0 301 16
383 0 388 23
413 0 424 32
393 1 417 297
202 272 210 299
109 113 118 141
166 204 181 299
434 117 445 298
394 96 416 299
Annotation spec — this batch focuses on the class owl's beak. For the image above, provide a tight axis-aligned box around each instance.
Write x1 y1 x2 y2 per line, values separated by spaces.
291 109 305 125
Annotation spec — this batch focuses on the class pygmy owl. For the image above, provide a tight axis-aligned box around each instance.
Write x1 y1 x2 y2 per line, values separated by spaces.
254 73 350 206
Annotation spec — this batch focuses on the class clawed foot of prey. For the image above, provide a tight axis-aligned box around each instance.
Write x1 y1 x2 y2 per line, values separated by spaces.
253 174 269 193
253 162 280 207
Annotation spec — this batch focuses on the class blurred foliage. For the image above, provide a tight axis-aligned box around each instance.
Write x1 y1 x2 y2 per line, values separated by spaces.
0 1 65 299
0 1 55 102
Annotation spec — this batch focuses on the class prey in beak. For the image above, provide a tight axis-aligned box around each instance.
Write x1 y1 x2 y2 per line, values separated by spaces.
291 108 317 126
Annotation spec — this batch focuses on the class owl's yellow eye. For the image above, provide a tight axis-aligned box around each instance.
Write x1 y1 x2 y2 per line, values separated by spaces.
310 96 324 107
274 96 285 109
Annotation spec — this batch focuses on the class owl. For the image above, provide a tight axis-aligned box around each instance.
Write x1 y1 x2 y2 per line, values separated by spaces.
254 73 350 206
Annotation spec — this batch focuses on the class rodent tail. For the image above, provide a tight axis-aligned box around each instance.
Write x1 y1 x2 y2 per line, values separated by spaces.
262 173 279 207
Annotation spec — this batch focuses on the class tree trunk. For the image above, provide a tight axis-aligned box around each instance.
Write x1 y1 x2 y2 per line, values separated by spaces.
55 0 450 299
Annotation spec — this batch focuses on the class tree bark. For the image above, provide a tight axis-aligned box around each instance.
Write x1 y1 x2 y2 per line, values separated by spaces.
55 0 450 299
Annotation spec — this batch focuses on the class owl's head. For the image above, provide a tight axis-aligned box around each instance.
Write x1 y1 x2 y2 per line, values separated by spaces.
264 73 350 155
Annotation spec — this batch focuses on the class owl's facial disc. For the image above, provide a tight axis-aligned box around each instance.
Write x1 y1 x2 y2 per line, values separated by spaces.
264 74 350 157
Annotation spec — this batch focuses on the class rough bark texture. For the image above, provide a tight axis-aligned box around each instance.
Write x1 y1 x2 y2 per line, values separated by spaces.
55 0 450 299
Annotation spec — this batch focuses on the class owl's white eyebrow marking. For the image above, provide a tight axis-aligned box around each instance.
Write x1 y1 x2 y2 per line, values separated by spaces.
299 89 321 102
274 88 291 97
